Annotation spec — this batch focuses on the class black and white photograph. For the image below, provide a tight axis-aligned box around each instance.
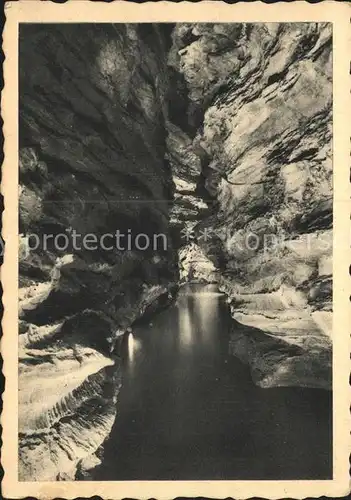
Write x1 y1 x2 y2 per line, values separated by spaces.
2 2 350 499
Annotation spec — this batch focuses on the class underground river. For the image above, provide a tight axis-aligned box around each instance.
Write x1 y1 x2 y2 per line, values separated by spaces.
96 284 332 480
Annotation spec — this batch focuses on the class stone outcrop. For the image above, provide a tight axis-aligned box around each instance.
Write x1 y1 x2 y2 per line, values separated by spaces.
18 21 333 481
166 124 217 283
170 22 332 389
18 24 178 480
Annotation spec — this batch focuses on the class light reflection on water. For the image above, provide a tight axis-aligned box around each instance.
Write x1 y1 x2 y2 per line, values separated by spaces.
177 287 222 351
177 296 193 349
126 332 142 375
98 284 331 481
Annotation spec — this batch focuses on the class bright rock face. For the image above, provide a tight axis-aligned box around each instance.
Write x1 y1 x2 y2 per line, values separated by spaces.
166 123 216 282
170 22 332 389
178 243 220 283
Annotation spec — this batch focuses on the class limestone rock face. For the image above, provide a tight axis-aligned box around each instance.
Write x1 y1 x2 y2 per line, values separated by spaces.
171 22 332 389
166 121 215 282
19 322 120 481
178 243 220 283
19 24 178 480
167 123 205 234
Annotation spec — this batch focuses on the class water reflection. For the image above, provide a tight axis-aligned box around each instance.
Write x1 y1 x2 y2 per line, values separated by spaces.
177 285 224 352
196 291 221 346
126 332 142 375
177 295 193 349
96 284 332 481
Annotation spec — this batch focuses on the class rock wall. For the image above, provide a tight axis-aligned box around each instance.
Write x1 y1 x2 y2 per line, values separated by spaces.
170 22 332 389
166 123 219 282
18 24 178 480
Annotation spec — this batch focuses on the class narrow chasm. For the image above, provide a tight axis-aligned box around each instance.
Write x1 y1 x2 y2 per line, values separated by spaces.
19 23 332 481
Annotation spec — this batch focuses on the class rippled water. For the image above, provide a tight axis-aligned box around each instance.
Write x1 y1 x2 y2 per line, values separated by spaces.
96 284 332 480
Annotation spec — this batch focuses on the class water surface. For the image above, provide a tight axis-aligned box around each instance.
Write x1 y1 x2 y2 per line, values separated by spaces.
97 284 332 480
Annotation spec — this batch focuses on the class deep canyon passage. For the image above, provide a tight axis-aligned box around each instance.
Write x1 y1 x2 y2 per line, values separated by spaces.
19 22 333 481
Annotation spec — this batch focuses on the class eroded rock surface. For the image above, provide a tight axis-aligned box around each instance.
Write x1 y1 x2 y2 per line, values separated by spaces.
166 123 217 282
19 24 178 480
170 22 332 389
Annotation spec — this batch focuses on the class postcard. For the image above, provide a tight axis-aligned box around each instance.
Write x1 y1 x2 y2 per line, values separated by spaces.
2 1 350 498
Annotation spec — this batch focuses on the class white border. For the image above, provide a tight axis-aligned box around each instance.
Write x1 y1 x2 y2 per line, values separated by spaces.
2 2 350 498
